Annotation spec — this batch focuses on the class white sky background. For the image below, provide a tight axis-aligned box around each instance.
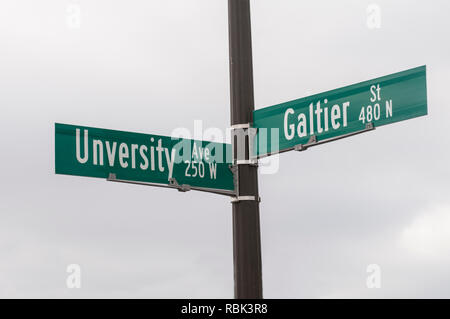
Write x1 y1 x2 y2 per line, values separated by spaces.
0 0 449 298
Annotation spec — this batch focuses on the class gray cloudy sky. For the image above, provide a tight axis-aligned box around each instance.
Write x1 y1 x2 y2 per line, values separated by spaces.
1 0 450 298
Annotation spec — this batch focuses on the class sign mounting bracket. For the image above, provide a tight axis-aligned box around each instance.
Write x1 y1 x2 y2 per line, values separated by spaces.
293 122 375 152
107 173 236 197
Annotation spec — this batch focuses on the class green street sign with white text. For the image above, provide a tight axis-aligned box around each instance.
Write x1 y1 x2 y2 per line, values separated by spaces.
253 66 428 157
55 123 235 191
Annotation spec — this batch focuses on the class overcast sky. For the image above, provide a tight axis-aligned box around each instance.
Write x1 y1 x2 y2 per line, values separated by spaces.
1 0 450 298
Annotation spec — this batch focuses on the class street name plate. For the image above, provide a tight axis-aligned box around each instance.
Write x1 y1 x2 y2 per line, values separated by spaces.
253 66 427 157
55 123 235 191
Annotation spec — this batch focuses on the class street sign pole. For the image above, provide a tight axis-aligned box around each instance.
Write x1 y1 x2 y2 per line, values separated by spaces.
228 0 263 299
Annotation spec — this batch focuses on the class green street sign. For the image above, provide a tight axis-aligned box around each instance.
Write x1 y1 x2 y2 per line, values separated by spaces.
55 123 235 192
253 65 428 157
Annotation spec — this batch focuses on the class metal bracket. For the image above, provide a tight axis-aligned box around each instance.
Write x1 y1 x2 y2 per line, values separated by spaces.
230 123 252 130
228 123 261 203
107 173 236 197
294 135 317 151
231 123 259 166
231 195 261 203
293 123 375 153
235 159 258 166
229 164 260 203
168 178 192 192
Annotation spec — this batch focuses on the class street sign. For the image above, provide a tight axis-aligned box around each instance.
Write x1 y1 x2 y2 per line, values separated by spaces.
55 123 235 192
253 65 428 157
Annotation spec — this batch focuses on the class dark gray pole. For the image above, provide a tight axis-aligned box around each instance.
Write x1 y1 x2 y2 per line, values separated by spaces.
228 0 263 299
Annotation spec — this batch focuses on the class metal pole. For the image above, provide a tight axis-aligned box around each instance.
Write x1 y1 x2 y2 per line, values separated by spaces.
228 0 263 299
